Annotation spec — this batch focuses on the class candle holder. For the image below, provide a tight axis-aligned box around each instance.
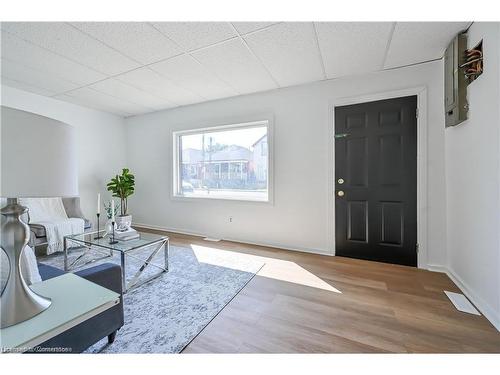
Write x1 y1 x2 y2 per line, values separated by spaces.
94 213 103 239
109 221 118 244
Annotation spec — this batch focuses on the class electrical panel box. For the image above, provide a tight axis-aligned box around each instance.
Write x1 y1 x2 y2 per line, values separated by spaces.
444 33 468 127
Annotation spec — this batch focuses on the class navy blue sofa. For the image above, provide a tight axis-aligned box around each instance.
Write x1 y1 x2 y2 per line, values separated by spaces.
33 262 124 353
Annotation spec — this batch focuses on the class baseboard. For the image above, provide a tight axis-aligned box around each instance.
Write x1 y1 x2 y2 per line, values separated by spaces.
133 222 206 239
132 222 334 257
445 267 500 332
222 236 333 257
426 263 500 332
426 264 448 273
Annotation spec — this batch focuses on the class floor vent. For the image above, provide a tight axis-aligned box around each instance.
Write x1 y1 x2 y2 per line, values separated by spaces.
203 237 221 242
444 291 481 315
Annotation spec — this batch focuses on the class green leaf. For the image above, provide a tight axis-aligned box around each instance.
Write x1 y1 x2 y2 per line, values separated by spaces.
106 168 135 208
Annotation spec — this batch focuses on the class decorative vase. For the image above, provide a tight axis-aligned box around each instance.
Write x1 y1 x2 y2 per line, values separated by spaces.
105 219 117 235
115 214 132 231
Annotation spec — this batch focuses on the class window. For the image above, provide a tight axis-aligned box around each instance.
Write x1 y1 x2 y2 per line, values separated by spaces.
173 120 270 201
261 140 267 156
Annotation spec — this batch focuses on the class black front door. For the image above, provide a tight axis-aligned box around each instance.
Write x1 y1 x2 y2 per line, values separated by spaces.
334 96 417 267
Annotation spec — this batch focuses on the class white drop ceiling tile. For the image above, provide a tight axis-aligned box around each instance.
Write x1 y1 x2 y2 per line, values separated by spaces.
54 93 131 117
315 22 394 79
244 22 324 87
384 22 471 68
116 67 202 106
71 87 150 115
151 22 237 52
1 21 476 117
55 87 149 116
1 77 56 97
90 78 173 111
149 54 238 100
1 58 79 94
232 22 278 35
71 22 183 65
1 22 140 75
1 32 105 86
192 38 278 94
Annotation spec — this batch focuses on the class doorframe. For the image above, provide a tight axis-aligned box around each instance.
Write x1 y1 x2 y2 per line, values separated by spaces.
328 86 428 269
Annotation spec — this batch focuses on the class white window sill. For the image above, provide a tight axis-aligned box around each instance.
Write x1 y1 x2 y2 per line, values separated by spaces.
171 194 272 204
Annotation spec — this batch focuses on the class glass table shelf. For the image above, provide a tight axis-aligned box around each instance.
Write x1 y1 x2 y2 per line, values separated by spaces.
64 230 169 293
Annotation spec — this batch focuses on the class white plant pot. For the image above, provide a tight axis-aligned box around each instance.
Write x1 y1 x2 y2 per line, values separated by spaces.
115 214 132 231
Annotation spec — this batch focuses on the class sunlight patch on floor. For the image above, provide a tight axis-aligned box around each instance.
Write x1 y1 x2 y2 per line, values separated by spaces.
190 244 341 293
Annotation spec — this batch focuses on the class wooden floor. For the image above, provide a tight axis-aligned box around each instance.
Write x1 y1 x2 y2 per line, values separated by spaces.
140 228 500 353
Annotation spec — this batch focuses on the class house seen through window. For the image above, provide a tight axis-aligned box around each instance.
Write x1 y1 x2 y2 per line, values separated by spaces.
174 121 269 201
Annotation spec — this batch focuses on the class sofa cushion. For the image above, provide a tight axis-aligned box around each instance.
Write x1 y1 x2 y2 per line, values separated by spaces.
38 263 66 280
37 262 124 353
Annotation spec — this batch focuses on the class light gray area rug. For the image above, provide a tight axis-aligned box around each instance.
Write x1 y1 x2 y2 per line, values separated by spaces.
39 243 264 353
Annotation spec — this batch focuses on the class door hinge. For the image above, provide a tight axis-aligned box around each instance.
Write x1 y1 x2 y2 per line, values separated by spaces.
416 243 420 253
416 108 419 118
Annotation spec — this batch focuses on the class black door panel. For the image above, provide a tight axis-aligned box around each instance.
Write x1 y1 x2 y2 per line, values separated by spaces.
335 96 417 266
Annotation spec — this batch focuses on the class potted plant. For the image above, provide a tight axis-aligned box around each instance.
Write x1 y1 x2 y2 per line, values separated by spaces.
107 168 135 231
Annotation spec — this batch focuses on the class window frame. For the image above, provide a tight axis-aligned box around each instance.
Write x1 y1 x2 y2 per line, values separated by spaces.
172 119 273 203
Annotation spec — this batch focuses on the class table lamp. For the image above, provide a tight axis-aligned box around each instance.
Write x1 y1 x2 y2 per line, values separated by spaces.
1 106 78 328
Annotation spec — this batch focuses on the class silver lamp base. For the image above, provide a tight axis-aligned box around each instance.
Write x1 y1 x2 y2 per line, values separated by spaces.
1 198 51 328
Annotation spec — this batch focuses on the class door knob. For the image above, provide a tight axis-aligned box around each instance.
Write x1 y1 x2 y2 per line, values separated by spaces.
337 190 345 197
337 178 344 184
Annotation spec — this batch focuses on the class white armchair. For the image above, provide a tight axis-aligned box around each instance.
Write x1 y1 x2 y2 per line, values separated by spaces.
22 197 91 254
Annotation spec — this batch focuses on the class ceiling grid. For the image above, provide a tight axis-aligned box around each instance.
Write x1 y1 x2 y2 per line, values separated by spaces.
0 22 471 116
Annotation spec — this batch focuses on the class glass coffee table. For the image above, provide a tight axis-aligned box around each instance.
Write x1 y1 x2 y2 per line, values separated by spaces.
64 230 169 293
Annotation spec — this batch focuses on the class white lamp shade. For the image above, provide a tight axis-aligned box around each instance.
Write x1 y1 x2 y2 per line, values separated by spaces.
1 106 78 197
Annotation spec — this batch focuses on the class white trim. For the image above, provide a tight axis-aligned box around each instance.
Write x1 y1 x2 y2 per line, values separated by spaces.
134 222 205 239
427 264 500 332
426 264 449 273
181 159 250 164
173 119 269 137
133 222 333 257
445 267 500 331
171 117 274 204
170 194 270 204
329 86 429 269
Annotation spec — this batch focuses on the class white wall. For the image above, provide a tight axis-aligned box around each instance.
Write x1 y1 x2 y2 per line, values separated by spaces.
445 22 500 330
125 60 448 266
0 85 127 219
